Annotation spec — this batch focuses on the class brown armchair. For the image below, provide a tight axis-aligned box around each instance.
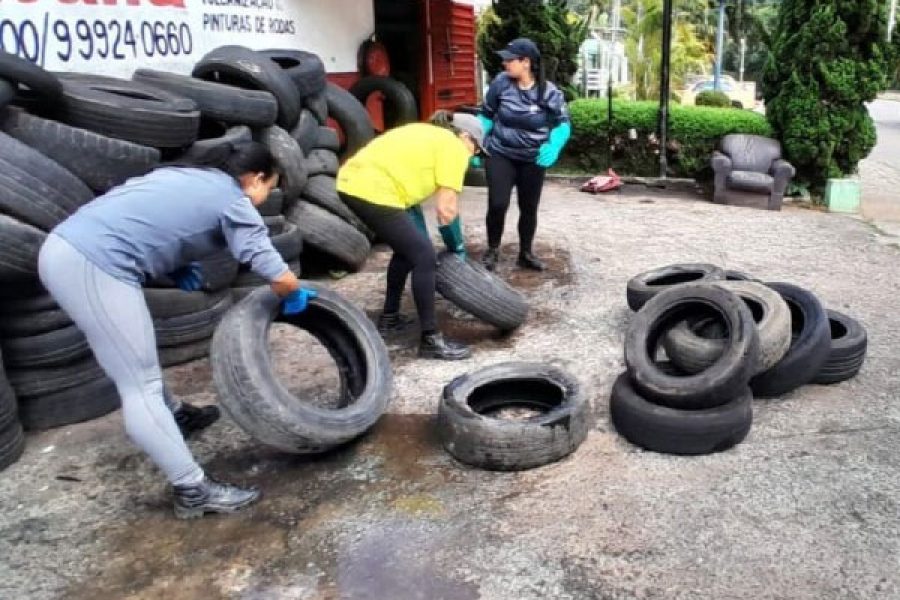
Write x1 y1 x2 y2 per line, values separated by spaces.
712 134 795 211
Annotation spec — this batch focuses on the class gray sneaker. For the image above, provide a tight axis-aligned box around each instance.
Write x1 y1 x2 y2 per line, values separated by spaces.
173 477 260 519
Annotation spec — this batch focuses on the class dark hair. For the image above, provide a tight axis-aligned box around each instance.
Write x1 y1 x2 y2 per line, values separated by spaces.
429 109 458 132
531 55 548 112
163 140 277 181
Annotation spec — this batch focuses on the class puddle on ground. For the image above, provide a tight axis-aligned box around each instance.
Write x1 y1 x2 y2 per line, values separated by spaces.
366 241 575 365
64 414 485 600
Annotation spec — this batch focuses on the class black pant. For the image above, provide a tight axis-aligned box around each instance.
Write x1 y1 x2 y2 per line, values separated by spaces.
341 193 437 332
485 153 547 253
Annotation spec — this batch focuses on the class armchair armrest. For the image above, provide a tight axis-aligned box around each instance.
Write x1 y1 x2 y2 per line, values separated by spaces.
711 150 732 174
770 159 795 179
770 158 795 196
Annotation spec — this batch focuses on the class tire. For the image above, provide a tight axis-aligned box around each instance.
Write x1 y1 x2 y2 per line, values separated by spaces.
324 82 375 160
145 249 240 292
192 45 301 130
17 374 119 430
180 125 252 160
0 131 94 230
663 281 792 375
349 76 418 130
257 49 327 99
313 126 340 152
626 263 726 311
6 356 104 398
210 285 392 453
159 337 211 368
198 249 241 292
257 125 308 199
812 310 868 385
257 188 284 217
0 51 62 100
56 73 200 148
290 109 319 155
154 293 233 348
304 91 329 125
0 323 90 368
232 259 301 289
0 421 25 471
263 215 286 235
267 220 302 260
725 269 757 282
285 202 370 271
1 107 159 194
132 68 278 127
625 284 760 409
144 288 232 319
0 215 46 282
750 282 831 398
0 79 13 109
0 307 72 338
305 149 339 176
438 362 589 471
610 373 752 455
435 252 529 331
0 291 55 313
301 176 370 233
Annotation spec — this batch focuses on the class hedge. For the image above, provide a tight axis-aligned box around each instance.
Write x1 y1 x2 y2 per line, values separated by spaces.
696 90 731 108
562 100 773 179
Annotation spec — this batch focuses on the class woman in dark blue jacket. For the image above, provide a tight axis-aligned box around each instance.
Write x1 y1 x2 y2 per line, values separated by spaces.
479 38 571 271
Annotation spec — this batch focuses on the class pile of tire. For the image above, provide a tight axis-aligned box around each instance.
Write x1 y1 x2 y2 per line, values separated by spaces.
0 45 392 445
612 263 868 455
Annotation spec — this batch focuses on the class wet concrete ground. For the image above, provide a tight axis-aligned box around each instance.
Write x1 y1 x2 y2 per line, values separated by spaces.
2 184 899 599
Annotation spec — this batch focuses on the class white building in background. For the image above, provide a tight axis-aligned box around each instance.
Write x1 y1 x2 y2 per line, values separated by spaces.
574 30 629 97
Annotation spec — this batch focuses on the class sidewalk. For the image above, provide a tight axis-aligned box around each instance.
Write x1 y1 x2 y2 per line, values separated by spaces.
860 99 900 238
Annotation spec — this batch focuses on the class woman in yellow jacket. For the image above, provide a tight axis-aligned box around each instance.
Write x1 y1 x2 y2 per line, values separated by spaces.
337 112 486 360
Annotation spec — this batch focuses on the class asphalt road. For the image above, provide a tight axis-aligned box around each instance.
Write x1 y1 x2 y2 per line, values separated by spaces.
861 99 900 232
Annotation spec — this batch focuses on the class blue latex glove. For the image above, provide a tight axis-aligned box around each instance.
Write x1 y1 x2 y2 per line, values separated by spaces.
283 288 318 315
169 262 203 292
537 122 572 168
407 205 428 235
477 114 493 138
470 156 483 168
438 215 466 259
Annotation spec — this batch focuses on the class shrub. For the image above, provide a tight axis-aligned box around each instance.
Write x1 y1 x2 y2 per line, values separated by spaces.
563 99 772 179
695 90 731 108
763 0 894 192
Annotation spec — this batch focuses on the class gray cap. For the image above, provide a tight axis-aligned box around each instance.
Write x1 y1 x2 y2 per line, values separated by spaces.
451 112 490 156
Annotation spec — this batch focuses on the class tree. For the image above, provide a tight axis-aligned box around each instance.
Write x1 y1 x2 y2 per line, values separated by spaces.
763 0 895 193
477 0 590 86
624 0 712 100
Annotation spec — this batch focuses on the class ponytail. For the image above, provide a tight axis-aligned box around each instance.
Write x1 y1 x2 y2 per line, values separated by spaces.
160 140 277 181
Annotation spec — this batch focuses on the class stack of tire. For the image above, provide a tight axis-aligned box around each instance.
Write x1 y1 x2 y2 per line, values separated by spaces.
0 347 25 471
611 263 868 455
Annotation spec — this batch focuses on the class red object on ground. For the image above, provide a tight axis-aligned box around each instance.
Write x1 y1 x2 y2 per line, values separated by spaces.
581 169 623 194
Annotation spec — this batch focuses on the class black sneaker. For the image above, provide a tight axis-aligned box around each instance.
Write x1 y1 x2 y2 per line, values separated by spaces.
419 332 471 360
173 476 260 519
376 312 416 335
516 251 546 271
482 247 500 271
174 403 220 439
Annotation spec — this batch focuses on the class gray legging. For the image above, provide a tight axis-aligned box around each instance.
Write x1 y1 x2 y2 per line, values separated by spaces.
38 234 203 486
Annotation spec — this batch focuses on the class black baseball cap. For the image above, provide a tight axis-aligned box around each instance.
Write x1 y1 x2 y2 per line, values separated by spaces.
496 38 540 62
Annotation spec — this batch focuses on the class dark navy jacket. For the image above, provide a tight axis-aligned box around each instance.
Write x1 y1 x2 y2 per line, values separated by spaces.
481 73 570 162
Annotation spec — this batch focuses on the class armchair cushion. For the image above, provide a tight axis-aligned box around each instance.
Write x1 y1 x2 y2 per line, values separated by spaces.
727 170 774 194
720 134 782 174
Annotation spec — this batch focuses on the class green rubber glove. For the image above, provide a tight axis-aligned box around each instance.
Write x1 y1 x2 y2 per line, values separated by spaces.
407 205 428 235
470 156 483 168
477 114 493 137
438 215 466 259
537 122 571 168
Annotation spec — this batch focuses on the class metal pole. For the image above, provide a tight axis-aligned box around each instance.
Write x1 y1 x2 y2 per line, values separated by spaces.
658 0 674 179
714 0 727 91
739 37 746 82
890 0 898 41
